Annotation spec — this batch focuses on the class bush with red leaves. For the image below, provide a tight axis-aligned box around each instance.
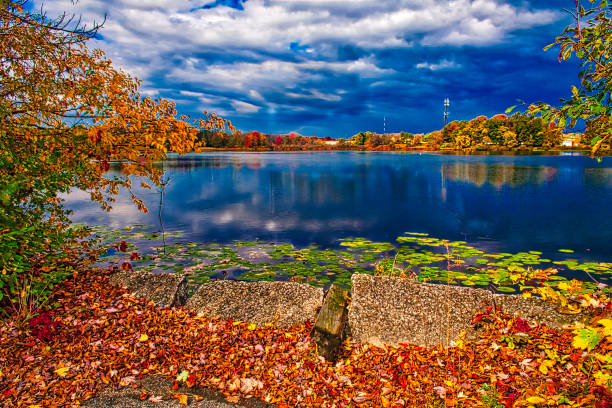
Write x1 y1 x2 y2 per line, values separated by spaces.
28 312 62 342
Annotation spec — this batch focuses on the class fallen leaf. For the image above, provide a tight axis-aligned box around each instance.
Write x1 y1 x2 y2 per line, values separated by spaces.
54 367 70 377
176 370 189 382
172 393 189 406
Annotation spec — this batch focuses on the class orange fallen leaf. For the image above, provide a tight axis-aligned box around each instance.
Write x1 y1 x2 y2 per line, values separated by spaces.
172 393 189 406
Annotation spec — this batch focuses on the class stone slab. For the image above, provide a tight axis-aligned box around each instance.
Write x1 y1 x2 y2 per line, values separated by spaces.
349 274 492 347
348 273 587 347
492 293 589 329
185 280 323 328
108 270 188 307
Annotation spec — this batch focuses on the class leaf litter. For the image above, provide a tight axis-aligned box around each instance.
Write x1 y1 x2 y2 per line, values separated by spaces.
1 269 610 407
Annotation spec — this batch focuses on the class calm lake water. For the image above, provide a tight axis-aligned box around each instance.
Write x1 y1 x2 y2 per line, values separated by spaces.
65 151 612 263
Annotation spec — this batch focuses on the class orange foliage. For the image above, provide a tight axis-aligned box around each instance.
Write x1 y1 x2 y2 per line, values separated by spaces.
0 1 231 212
491 114 508 121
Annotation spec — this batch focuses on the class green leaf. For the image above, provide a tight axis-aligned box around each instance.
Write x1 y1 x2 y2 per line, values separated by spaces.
505 105 517 114
176 370 189 382
573 327 602 351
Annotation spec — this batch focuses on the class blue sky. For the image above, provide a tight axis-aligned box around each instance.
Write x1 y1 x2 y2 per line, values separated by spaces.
40 0 580 137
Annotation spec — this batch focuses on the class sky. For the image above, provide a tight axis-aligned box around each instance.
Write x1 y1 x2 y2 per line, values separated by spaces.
36 0 581 138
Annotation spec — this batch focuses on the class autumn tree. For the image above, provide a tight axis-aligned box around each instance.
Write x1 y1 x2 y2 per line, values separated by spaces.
511 113 545 146
0 1 230 317
486 115 508 145
584 115 611 147
525 0 611 155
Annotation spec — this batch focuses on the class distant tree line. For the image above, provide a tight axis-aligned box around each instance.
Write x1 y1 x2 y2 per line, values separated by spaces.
198 113 608 152
350 113 567 151
198 130 351 150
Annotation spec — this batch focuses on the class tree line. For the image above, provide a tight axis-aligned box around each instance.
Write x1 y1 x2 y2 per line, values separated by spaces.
198 130 350 150
350 113 567 151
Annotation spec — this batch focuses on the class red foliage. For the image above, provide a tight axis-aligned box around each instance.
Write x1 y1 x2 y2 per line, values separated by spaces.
100 160 110 172
491 114 508 121
513 318 531 333
89 129 102 144
447 122 459 131
275 136 283 145
118 241 128 252
28 312 62 342
244 134 252 148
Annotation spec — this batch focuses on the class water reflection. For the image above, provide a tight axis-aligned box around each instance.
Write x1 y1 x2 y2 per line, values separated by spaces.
442 162 557 187
66 152 612 261
584 168 612 187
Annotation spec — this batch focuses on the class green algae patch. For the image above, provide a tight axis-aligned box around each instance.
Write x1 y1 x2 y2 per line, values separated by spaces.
89 226 611 295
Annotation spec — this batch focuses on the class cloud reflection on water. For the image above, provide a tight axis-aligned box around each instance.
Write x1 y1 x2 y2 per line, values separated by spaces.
65 152 612 259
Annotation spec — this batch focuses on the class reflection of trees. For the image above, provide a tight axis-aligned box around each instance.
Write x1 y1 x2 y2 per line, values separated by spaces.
442 163 557 187
109 156 261 172
584 168 612 187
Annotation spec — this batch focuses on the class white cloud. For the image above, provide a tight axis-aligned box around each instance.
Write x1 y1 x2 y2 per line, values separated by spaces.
167 57 391 92
34 0 560 120
231 100 261 113
286 89 342 102
41 0 559 59
249 89 265 101
416 59 461 71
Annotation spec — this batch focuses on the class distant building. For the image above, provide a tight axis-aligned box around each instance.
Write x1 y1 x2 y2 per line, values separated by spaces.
561 133 582 147
324 140 339 146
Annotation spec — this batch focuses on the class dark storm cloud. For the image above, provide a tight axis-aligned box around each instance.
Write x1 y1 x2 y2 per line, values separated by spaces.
37 0 576 136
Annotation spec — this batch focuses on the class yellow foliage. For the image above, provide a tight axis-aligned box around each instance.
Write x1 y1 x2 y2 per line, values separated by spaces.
54 366 70 377
597 318 612 337
538 359 555 375
525 395 546 404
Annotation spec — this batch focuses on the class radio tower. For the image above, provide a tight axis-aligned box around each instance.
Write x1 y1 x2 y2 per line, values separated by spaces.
443 98 450 126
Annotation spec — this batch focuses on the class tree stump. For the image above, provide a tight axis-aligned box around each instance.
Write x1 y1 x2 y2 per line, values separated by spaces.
313 284 349 362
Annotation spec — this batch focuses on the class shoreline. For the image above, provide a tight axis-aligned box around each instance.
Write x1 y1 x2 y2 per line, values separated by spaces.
194 147 602 155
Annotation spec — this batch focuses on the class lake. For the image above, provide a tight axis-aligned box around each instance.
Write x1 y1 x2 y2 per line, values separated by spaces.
65 151 612 288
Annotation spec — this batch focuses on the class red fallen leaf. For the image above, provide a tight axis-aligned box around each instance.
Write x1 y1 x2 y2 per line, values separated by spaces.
29 311 62 342
129 252 140 261
513 318 531 333
121 262 132 271
119 241 128 252
569 351 582 361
